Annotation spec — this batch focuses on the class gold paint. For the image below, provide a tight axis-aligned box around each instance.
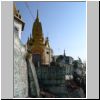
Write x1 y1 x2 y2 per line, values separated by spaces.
27 10 52 65
27 10 45 63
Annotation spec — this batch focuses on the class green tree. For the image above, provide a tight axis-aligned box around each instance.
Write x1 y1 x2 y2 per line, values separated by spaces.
73 60 78 69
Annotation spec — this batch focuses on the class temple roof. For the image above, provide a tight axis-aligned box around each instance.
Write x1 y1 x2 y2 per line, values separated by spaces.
32 10 44 42
14 3 25 31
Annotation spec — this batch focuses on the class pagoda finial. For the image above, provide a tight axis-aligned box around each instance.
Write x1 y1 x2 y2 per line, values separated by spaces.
64 49 66 56
37 9 39 19
36 9 39 22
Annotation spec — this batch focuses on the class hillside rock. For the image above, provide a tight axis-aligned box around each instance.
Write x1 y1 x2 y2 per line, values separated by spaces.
14 32 28 98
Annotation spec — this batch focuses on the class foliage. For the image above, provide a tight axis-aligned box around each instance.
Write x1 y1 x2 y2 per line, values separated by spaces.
73 60 78 69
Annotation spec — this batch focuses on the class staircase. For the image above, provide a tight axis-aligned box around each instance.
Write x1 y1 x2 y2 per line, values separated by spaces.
26 56 40 97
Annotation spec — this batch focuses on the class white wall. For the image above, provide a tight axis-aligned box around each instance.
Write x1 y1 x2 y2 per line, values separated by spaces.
14 19 23 39
44 47 53 65
14 19 28 98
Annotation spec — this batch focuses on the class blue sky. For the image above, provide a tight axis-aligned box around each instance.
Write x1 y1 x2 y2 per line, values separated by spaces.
15 1 86 61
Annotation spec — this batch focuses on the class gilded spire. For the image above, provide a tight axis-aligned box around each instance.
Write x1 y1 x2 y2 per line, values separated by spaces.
31 9 44 48
36 9 39 22
32 9 43 37
37 9 39 19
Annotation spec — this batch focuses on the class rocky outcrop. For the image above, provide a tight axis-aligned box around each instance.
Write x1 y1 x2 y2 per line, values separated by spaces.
26 56 40 97
14 32 28 98
14 32 40 98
